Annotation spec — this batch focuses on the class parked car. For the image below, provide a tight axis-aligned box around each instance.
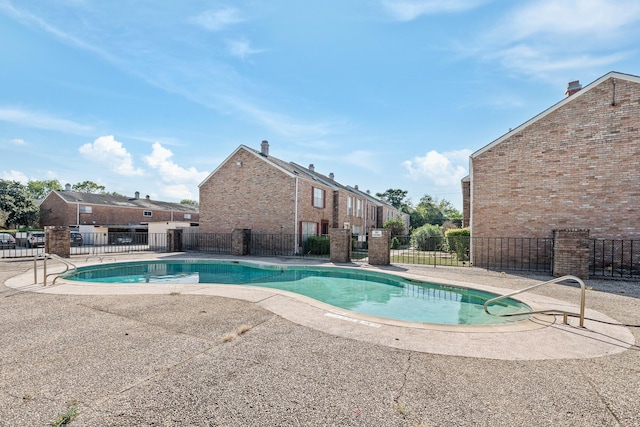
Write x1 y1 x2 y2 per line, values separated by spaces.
26 232 45 248
0 233 16 249
70 231 83 247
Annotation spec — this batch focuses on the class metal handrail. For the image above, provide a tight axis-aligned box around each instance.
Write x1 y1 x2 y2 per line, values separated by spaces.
483 275 586 327
34 253 77 286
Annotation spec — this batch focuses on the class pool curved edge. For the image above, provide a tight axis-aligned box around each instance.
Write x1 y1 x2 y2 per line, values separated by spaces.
12 257 557 333
5 255 635 361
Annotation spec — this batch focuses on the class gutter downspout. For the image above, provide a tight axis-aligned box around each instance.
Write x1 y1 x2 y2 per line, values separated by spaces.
294 176 299 254
76 202 80 227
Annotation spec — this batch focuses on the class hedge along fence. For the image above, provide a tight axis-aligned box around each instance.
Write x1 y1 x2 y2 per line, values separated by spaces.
304 236 330 255
445 228 470 261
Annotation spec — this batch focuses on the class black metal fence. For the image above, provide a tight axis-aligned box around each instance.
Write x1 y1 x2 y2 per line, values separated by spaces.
386 236 553 272
3 230 639 280
590 239 640 279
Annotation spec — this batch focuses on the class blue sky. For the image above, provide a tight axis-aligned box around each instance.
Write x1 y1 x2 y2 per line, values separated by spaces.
2 0 640 210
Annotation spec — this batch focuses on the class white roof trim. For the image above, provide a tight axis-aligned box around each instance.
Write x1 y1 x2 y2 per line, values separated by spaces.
471 71 640 158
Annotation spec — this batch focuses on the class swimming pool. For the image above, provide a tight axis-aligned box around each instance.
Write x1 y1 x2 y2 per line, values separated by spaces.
62 260 531 325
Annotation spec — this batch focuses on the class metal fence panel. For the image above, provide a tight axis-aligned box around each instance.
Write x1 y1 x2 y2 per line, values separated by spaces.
590 239 640 279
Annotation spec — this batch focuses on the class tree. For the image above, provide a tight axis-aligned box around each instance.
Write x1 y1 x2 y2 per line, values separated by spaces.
27 179 62 200
0 180 39 228
410 194 462 229
375 189 409 212
180 199 199 206
382 218 406 237
411 223 445 251
72 181 106 193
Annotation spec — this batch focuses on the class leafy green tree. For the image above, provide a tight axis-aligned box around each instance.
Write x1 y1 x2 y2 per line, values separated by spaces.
180 199 199 206
410 194 462 228
375 189 409 212
382 218 406 237
411 223 444 251
0 180 39 228
72 181 106 193
27 179 62 200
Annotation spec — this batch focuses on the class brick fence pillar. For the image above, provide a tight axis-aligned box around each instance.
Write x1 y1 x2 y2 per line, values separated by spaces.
552 229 590 279
368 229 390 265
232 229 251 256
45 226 70 258
167 229 183 252
330 228 351 263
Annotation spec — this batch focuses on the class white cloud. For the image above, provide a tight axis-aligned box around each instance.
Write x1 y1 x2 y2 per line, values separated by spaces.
1 170 29 183
143 142 209 184
502 0 640 41
0 107 92 134
402 149 471 187
163 184 195 200
227 38 263 60
477 0 640 79
11 138 26 145
79 135 144 176
190 7 245 31
381 0 486 21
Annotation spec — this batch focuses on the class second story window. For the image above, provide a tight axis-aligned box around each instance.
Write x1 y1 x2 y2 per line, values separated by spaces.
356 199 362 218
143 210 153 217
312 187 325 208
347 196 353 216
184 213 192 220
79 205 92 214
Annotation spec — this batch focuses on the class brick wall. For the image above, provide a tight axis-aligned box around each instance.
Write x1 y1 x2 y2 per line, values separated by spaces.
40 194 199 227
471 76 640 241
199 149 298 233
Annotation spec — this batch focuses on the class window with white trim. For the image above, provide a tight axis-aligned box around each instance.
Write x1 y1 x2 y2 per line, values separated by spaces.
347 196 353 216
184 213 191 220
356 199 362 218
79 205 92 214
312 187 325 208
143 210 153 217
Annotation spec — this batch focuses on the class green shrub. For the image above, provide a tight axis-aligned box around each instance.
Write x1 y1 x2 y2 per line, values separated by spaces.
382 218 406 238
390 236 400 249
445 228 470 261
411 224 444 251
304 236 330 255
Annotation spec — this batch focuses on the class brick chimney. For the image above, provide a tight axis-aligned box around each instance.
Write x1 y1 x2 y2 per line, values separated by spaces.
329 172 334 180
309 164 315 172
260 140 269 156
565 80 582 97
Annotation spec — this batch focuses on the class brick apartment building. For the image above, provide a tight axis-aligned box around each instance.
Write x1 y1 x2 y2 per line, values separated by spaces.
40 187 199 234
198 141 403 251
464 71 640 242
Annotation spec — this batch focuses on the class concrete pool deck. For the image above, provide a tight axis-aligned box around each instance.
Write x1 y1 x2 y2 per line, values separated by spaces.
5 253 635 361
1 252 639 426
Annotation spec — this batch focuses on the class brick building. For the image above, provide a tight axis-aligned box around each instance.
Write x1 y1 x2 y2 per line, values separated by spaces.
40 187 199 234
198 141 402 252
464 71 640 242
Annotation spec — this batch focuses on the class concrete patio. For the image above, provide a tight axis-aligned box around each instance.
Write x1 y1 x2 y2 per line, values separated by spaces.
1 253 638 426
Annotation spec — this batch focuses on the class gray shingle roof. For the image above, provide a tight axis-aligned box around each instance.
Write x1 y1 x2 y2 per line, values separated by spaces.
52 190 199 213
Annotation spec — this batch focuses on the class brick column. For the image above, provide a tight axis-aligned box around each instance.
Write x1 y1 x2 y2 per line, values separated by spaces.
45 226 70 258
232 229 251 256
167 229 183 252
329 228 351 263
552 229 590 279
368 229 390 265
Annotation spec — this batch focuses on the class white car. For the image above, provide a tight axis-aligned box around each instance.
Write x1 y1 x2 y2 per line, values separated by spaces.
0 233 16 249
26 232 46 248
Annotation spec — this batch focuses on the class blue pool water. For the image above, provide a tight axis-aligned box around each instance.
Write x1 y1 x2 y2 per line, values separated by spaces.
62 260 530 325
